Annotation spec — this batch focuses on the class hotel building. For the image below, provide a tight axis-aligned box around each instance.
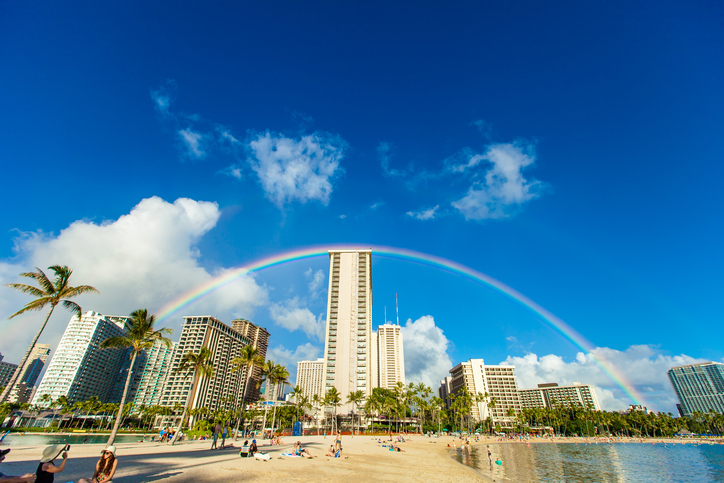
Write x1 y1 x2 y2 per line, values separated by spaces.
129 340 176 408
519 382 601 410
7 344 51 403
0 356 18 391
668 362 724 416
372 323 405 390
296 358 325 400
447 359 522 427
160 316 257 418
231 318 270 402
31 312 130 405
323 249 373 413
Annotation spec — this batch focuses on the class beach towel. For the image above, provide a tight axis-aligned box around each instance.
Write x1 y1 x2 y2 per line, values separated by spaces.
254 453 271 461
281 453 300 457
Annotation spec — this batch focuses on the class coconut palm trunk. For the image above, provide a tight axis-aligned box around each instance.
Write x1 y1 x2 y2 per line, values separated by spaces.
107 352 137 444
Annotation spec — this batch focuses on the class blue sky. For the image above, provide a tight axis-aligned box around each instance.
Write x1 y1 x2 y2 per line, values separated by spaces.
1 1 722 411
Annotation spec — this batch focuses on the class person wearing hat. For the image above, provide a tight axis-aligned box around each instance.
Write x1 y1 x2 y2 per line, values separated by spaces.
0 448 35 483
36 445 68 483
78 445 117 483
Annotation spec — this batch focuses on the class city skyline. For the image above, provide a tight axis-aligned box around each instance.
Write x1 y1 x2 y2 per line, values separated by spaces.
2 1 723 414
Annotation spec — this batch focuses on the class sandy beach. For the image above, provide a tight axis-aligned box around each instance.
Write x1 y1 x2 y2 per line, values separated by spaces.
3 433 719 483
0 435 488 483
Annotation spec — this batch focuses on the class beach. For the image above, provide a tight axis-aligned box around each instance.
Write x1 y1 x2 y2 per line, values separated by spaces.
3 433 721 483
0 435 488 483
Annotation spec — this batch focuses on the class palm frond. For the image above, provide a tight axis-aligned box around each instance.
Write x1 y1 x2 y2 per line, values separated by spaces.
48 265 72 292
101 336 132 349
60 285 100 299
8 297 53 318
20 268 55 295
61 300 82 318
3 283 47 298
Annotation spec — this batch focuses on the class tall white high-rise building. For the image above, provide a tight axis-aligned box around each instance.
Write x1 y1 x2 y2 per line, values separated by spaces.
32 311 130 405
448 358 522 427
372 323 405 390
296 358 325 400
323 249 373 413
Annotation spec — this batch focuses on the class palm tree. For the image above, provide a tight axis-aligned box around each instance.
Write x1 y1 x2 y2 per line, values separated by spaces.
289 385 304 427
2 265 98 402
269 364 290 435
170 347 214 444
230 345 264 440
257 360 279 438
312 393 323 434
325 387 342 433
101 308 172 444
347 390 365 435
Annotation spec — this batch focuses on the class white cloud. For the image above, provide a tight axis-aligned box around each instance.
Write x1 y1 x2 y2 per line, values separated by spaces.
502 345 703 412
339 214 346 219
150 80 177 117
406 205 439 221
369 202 384 210
451 142 546 220
0 197 268 362
269 297 325 341
247 131 346 207
268 343 321 383
178 129 209 159
304 268 325 299
400 315 453 388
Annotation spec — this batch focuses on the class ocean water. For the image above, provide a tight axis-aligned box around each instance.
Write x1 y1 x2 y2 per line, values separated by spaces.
1 433 149 447
454 442 724 482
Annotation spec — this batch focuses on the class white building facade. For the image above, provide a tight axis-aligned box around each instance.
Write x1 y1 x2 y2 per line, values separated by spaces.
323 250 373 413
130 340 176 408
519 382 601 410
296 358 325 400
448 359 522 427
373 323 405 390
31 311 130 405
160 316 252 416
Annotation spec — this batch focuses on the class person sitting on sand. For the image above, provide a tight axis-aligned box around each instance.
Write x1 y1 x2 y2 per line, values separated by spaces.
79 445 118 483
240 441 250 457
326 445 335 457
296 441 312 458
0 448 35 483
249 441 258 456
36 445 69 483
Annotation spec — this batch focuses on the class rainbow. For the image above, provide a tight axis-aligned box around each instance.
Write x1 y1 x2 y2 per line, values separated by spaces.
157 244 645 406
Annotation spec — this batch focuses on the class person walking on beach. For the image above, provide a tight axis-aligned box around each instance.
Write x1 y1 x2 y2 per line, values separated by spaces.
79 445 118 483
36 445 68 483
0 448 35 483
334 431 342 452
211 423 221 450
221 423 229 448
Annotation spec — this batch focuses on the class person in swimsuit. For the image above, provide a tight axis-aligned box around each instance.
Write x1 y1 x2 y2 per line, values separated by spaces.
79 445 117 483
36 445 68 483
0 448 36 483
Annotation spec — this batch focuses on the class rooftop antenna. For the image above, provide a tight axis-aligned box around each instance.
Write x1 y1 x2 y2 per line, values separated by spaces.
396 293 400 326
